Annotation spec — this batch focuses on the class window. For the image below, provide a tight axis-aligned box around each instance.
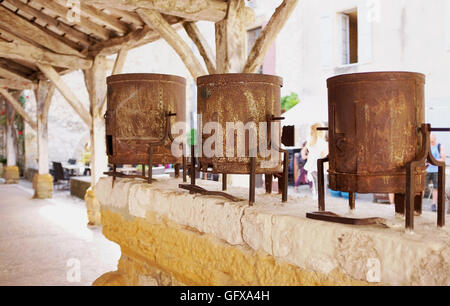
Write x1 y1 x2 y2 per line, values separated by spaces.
338 10 358 65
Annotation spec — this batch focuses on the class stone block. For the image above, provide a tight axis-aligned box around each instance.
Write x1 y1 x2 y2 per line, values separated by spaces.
4 166 19 184
70 176 91 199
32 173 53 199
85 187 101 226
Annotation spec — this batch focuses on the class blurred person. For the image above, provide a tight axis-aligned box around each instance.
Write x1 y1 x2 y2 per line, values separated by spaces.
294 141 311 191
426 134 446 212
303 123 328 199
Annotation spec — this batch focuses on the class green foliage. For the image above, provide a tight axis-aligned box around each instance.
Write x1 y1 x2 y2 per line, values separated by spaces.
281 92 300 112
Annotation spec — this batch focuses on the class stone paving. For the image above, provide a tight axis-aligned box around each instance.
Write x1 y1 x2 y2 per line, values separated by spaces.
0 179 120 286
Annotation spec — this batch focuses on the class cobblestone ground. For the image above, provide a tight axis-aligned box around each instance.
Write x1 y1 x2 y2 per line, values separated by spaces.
0 179 120 286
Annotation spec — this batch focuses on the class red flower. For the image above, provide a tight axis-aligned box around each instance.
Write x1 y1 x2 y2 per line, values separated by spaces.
18 131 23 135
1 110 5 115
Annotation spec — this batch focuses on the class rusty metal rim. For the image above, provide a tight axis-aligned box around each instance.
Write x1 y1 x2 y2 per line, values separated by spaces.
327 71 425 87
197 73 283 87
107 73 186 85
328 171 426 177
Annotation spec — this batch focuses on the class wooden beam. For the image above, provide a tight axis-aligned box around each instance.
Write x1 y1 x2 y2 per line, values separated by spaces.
0 64 32 83
83 55 109 185
0 57 35 75
89 17 182 56
35 80 55 175
0 41 93 69
243 0 299 73
101 7 144 27
0 78 37 90
51 0 129 34
4 0 95 48
0 88 37 130
183 22 216 74
137 8 207 79
0 5 84 57
99 49 128 112
215 0 249 73
37 63 92 127
84 0 228 22
29 0 111 41
89 25 156 55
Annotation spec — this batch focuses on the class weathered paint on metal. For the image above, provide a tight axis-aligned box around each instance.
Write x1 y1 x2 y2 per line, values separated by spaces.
197 73 284 174
326 72 426 194
106 73 186 165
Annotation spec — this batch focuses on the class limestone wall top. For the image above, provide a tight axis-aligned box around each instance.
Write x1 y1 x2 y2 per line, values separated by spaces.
95 176 450 286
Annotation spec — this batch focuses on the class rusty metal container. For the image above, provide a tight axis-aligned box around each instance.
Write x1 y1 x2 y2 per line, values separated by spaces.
197 73 283 174
105 73 186 165
327 71 426 194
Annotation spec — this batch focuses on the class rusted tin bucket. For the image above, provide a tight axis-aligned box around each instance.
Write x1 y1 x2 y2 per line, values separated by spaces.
197 73 283 174
105 73 186 165
327 71 426 194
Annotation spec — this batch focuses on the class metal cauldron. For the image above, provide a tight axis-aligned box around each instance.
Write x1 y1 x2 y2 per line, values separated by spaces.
326 71 426 194
105 73 186 166
196 73 284 175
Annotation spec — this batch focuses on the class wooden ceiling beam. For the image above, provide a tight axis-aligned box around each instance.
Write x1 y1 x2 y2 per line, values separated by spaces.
0 63 33 83
52 0 129 34
37 63 92 127
0 41 93 69
0 78 37 90
137 9 207 79
89 25 156 55
4 0 95 48
0 88 37 130
101 7 144 27
29 0 111 41
0 5 84 56
83 0 228 22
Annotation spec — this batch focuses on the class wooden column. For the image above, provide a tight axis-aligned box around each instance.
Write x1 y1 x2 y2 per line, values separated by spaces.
5 98 16 167
4 92 19 183
33 80 55 198
83 55 109 186
215 0 251 73
243 0 299 73
35 80 55 175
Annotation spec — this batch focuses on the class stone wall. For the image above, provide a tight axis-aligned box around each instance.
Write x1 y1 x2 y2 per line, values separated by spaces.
93 177 450 286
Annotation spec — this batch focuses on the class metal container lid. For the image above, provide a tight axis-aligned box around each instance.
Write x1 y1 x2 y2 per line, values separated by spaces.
197 73 283 87
107 73 186 85
327 71 425 88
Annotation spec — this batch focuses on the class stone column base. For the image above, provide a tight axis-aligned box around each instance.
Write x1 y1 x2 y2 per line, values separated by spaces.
85 187 101 226
33 173 53 199
4 166 19 184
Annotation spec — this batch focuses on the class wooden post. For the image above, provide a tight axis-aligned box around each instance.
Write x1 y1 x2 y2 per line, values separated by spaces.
215 0 251 73
243 0 299 73
5 99 16 167
33 80 55 198
4 93 19 184
137 8 207 79
83 55 109 187
83 55 110 226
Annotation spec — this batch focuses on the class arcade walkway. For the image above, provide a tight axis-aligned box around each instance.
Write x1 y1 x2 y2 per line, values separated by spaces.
0 181 120 286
